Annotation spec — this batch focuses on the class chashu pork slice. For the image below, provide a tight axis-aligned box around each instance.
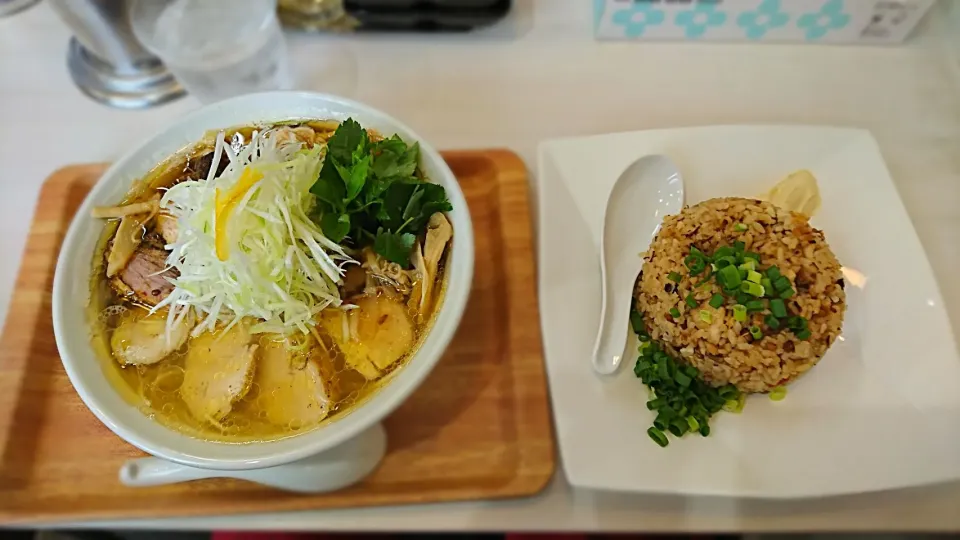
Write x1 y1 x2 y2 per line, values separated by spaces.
110 308 194 366
181 321 257 424
256 337 332 429
319 293 415 381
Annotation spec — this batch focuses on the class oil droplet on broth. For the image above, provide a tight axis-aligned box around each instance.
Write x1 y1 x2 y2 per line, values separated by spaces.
154 366 185 393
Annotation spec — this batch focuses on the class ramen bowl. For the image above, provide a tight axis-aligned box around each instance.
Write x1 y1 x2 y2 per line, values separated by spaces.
52 92 475 473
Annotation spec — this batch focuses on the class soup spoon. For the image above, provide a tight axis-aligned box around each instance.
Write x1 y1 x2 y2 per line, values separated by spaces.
119 423 386 492
592 155 684 376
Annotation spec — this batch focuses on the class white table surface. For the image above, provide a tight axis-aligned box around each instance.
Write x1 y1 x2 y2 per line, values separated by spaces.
3 0 960 532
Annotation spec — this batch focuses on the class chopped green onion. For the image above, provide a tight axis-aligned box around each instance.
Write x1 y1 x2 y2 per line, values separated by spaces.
747 270 762 284
732 304 747 322
786 316 808 331
764 314 781 329
779 287 796 299
668 271 682 282
647 427 669 447
774 276 792 292
743 252 761 263
739 259 756 272
690 245 704 256
733 223 748 232
769 386 788 401
719 386 739 400
738 267 748 279
766 266 781 280
684 253 707 276
718 265 742 288
761 278 774 297
713 246 735 259
795 328 811 340
745 299 765 312
714 256 737 269
723 394 746 413
769 298 787 318
630 309 647 336
633 263 751 447
735 292 751 305
668 418 689 437
749 325 763 339
733 240 745 253
740 281 765 297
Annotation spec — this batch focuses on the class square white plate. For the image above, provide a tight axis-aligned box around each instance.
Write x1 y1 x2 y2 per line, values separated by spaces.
537 125 960 498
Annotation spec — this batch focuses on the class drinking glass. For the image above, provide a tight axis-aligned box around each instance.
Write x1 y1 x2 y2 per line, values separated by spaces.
131 0 293 104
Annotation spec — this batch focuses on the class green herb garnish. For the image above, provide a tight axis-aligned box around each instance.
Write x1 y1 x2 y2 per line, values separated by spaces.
309 118 452 266
675 244 811 339
631 319 743 448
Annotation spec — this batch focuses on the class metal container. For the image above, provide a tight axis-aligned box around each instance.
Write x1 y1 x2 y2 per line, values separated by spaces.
48 0 185 108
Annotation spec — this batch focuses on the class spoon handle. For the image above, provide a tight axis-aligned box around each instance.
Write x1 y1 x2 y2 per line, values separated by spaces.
119 457 213 486
118 423 387 492
592 252 633 376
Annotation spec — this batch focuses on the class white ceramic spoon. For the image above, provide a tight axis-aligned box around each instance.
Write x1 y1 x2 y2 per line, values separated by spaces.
592 155 684 376
119 422 386 493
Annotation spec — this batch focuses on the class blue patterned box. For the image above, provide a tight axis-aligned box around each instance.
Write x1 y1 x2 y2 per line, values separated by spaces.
594 0 934 43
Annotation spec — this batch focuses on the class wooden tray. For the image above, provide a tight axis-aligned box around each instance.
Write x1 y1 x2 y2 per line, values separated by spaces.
0 150 554 524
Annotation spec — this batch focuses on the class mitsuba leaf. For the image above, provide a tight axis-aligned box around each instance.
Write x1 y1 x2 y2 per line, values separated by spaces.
406 183 452 232
401 185 426 221
373 229 417 265
326 118 367 164
335 154 371 203
307 117 450 268
320 212 351 243
310 164 346 210
372 136 418 180
376 182 417 231
372 135 407 160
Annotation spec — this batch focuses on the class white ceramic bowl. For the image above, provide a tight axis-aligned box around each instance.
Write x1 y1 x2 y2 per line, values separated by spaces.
52 92 475 470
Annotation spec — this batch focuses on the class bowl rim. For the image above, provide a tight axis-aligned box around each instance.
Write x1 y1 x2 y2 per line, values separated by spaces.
51 91 475 470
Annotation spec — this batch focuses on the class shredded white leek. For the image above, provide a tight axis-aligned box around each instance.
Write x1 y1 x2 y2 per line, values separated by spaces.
154 129 350 338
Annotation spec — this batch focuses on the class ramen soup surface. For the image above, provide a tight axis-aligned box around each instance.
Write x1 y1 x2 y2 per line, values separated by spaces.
88 119 453 442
